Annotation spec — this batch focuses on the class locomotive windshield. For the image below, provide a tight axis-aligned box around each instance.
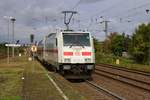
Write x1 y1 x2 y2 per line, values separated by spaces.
63 33 91 47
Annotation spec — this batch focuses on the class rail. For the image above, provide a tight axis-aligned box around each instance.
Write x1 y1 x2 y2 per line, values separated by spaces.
95 69 150 92
86 81 125 100
98 64 150 76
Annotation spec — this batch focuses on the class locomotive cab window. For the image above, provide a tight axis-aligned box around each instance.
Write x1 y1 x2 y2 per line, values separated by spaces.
63 33 91 47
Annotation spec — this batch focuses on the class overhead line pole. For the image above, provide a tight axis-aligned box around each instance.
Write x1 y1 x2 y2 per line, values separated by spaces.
100 20 110 38
104 20 110 37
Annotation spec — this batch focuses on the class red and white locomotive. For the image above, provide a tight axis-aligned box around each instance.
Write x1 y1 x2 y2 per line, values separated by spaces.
37 30 95 79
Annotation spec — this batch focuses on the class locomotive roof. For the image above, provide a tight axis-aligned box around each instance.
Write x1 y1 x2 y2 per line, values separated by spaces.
46 31 91 38
60 31 90 33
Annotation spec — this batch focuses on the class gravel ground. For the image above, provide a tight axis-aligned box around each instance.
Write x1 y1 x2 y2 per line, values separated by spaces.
71 81 115 100
92 74 150 100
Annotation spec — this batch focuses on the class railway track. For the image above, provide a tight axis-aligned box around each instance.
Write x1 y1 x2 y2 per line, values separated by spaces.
95 65 150 92
86 81 125 100
98 64 150 76
0 55 7 59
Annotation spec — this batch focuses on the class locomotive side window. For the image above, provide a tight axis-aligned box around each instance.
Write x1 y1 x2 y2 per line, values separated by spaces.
63 33 90 47
46 33 57 48
55 38 57 46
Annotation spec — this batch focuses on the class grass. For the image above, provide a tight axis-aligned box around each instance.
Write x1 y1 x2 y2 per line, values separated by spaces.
0 96 21 100
96 53 118 64
113 63 150 73
22 60 66 100
96 53 150 73
0 73 22 95
0 56 27 100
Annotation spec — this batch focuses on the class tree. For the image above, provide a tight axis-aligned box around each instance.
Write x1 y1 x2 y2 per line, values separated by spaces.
111 34 125 56
124 35 131 52
130 23 150 64
102 32 118 54
102 32 128 56
0 43 7 56
93 38 102 53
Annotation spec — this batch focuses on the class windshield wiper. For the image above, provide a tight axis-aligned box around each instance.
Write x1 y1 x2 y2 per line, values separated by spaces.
77 41 84 48
69 44 74 48
78 43 84 48
69 43 84 48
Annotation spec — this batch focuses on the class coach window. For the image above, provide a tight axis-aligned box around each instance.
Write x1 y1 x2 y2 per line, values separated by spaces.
55 38 57 46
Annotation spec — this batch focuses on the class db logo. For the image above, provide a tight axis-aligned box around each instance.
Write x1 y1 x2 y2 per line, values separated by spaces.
31 45 37 52
75 52 80 56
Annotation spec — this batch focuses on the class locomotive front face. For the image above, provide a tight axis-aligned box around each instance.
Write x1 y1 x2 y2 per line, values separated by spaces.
60 32 95 72
62 33 94 63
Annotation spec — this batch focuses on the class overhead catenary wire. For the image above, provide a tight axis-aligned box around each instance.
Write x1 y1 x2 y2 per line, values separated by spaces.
82 0 150 24
34 0 150 37
73 0 126 31
112 1 150 19
109 1 150 34
69 0 150 39
89 1 150 34
89 0 125 19
71 0 82 10
72 0 105 10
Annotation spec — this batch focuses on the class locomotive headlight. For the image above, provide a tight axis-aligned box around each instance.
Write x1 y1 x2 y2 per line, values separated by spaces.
85 58 91 62
87 65 94 69
64 58 71 63
63 65 71 70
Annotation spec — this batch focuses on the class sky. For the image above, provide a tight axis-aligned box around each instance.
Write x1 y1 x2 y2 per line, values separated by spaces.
0 0 150 43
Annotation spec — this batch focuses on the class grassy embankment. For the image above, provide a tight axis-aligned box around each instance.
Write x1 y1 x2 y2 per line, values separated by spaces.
0 56 26 100
0 44 7 59
96 53 150 73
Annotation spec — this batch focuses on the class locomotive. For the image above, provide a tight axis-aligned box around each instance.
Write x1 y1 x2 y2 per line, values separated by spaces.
36 30 95 79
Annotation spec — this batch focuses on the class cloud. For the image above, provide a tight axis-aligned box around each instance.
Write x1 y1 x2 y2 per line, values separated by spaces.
0 0 68 42
0 0 149 42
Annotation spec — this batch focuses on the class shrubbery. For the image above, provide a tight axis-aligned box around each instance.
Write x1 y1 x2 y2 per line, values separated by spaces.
94 23 150 65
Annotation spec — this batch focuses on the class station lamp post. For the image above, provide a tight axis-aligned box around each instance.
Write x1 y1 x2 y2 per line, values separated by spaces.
11 18 16 58
3 16 13 63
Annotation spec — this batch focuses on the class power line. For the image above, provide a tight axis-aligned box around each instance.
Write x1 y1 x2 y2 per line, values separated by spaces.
83 1 150 24
86 1 150 34
72 0 105 10
45 0 150 34
73 1 125 30
112 1 150 19
72 0 82 10
90 0 125 18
